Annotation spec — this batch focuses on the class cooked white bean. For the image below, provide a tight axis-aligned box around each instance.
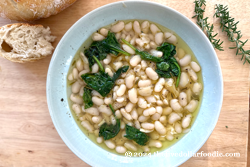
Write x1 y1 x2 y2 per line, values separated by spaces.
104 96 112 105
182 114 192 128
122 44 135 54
103 54 112 64
175 122 182 133
125 22 132 31
131 108 138 120
130 55 141 67
188 68 198 82
178 48 185 59
192 82 202 95
116 96 125 103
116 84 126 96
116 146 127 154
163 99 168 105
133 120 140 129
92 116 102 124
179 54 191 67
146 95 157 103
114 110 122 119
133 21 141 34
70 94 83 104
72 104 82 114
100 28 108 36
142 146 150 152
120 108 132 121
91 90 102 98
138 86 153 96
138 97 148 108
105 140 116 149
164 32 172 39
166 132 174 141
150 49 163 57
125 34 132 42
68 73 73 81
155 121 166 135
96 137 103 143
155 32 164 45
125 75 135 89
120 121 125 129
134 65 141 73
81 120 94 133
128 88 138 103
179 72 189 88
141 122 155 130
150 131 160 140
149 140 162 148
92 33 105 41
168 112 181 124
166 35 177 44
138 80 151 87
149 41 157 49
116 79 125 85
111 21 125 33
190 61 200 72
156 106 163 115
138 115 150 122
78 69 90 78
140 20 149 33
154 78 165 92
91 63 99 73
113 62 123 71
98 105 112 116
163 107 172 115
124 141 137 151
146 67 159 80
179 92 187 107
76 59 84 71
72 68 78 80
110 115 116 125
125 102 134 113
185 100 198 112
71 81 82 93
159 116 167 124
143 107 156 116
85 107 99 116
170 99 183 112
156 100 163 106
150 24 160 34
140 60 147 70
92 96 104 106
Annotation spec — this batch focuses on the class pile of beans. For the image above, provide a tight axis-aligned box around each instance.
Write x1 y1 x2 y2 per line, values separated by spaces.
67 20 202 154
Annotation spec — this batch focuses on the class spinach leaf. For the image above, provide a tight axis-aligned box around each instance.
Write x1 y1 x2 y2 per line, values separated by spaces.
124 124 149 146
84 32 129 70
99 104 120 140
156 42 176 60
81 56 129 97
121 38 163 63
156 62 170 71
83 87 93 109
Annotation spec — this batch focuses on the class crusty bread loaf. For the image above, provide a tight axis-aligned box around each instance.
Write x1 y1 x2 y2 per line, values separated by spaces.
0 0 77 21
0 23 56 63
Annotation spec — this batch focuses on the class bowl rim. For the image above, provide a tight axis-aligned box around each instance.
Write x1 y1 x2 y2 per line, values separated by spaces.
46 1 223 166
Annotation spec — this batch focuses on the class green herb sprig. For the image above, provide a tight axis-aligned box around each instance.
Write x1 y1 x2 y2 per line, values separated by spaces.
193 0 224 51
214 4 250 64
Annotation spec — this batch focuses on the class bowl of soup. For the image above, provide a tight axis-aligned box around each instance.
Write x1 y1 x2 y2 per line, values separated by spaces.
46 1 223 167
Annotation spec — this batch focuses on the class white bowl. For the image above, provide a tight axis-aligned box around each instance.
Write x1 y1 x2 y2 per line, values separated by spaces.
46 1 223 166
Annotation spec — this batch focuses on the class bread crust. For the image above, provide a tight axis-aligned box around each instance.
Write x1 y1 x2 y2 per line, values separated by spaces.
0 0 77 21
0 23 56 63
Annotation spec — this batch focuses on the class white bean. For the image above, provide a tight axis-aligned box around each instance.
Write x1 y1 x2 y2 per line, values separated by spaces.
72 104 82 114
178 48 185 59
124 141 137 151
140 20 149 33
105 140 116 149
100 28 108 36
103 54 112 64
150 24 160 34
192 83 202 95
116 79 125 85
76 59 84 71
138 115 150 122
116 84 126 96
111 115 116 125
81 120 94 133
96 137 103 143
85 107 99 116
98 105 112 116
113 62 123 71
131 108 138 120
159 116 167 124
156 100 163 106
190 61 200 72
125 34 132 42
188 68 198 82
138 80 151 87
91 90 102 98
92 116 102 124
179 72 189 88
138 86 153 96
163 99 168 105
156 106 163 115
72 68 78 80
155 32 164 45
92 33 105 41
91 63 99 73
149 140 162 148
111 21 125 33
166 35 177 44
122 44 135 54
141 122 155 130
133 21 141 34
146 96 157 103
163 107 172 115
164 32 172 39
168 112 181 124
116 146 127 154
130 55 141 67
125 102 134 113
120 121 125 129
155 121 166 135
166 132 174 141
179 54 191 67
120 108 132 121
149 131 160 140
154 78 165 92
125 22 132 31
138 97 148 108
150 49 163 57
146 67 159 80
128 88 138 103
185 100 198 112
182 114 192 128
125 75 135 89
170 99 183 112
175 122 182 133
71 81 82 93
70 94 83 104
104 96 112 105
179 92 187 107
92 96 104 106
143 107 156 116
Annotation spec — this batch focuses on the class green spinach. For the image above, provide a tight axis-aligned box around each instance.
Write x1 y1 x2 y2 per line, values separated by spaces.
124 124 149 146
156 42 176 60
83 87 93 109
99 104 120 140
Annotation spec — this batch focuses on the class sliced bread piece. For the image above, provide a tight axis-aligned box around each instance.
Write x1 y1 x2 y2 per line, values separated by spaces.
0 23 56 63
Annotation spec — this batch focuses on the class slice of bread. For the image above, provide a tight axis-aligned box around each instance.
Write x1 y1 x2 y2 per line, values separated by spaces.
0 23 56 63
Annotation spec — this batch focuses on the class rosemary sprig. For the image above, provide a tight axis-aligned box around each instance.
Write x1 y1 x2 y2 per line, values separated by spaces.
193 0 224 51
214 4 250 64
